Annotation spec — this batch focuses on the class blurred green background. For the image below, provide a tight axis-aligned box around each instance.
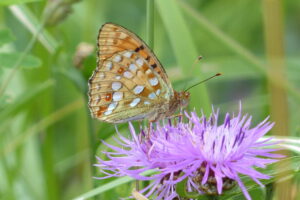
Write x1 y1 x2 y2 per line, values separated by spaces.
0 0 299 199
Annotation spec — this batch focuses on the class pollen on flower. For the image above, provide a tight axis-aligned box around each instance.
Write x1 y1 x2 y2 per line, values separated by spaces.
95 106 283 200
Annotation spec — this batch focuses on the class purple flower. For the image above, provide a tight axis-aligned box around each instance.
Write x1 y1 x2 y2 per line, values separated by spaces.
95 107 283 200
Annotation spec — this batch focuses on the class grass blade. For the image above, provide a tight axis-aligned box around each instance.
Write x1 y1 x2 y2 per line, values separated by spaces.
9 5 58 53
1 99 83 156
74 170 155 200
156 0 211 113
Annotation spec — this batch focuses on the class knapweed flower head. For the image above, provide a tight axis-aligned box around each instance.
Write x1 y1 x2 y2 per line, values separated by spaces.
95 107 283 200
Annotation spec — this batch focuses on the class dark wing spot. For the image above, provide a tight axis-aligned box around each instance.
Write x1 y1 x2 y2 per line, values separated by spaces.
134 47 140 52
146 56 150 61
151 63 157 68
135 45 144 52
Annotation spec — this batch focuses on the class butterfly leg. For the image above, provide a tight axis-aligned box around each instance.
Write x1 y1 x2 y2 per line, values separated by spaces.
170 113 183 118
145 120 156 139
167 113 183 126
146 121 151 139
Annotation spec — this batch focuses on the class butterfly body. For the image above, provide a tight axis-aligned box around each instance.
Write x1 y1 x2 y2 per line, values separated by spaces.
88 23 190 123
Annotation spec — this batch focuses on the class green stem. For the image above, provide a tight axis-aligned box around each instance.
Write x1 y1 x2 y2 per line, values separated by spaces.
262 0 292 199
146 0 154 49
85 97 97 190
265 183 274 200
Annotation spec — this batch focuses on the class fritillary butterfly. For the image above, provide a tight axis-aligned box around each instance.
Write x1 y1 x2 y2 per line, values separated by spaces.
88 23 190 123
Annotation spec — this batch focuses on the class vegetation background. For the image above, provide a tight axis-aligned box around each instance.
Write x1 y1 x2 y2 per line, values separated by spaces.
0 0 299 199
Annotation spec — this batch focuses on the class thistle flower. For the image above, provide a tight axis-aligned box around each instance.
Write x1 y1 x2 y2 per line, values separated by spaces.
95 108 283 200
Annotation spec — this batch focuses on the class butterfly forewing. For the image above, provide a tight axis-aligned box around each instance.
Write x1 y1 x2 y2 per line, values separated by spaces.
89 23 174 123
97 23 172 86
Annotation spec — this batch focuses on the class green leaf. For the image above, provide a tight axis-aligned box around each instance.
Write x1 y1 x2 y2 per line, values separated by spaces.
0 52 42 69
0 29 15 46
0 0 41 6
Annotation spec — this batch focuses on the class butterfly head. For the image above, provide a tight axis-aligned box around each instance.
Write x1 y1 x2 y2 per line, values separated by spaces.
177 91 190 108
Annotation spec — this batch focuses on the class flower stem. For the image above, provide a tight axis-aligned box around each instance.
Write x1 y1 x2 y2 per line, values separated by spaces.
265 183 274 200
262 0 293 199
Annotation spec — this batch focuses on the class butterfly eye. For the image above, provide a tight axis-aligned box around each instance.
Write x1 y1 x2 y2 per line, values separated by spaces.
184 92 190 98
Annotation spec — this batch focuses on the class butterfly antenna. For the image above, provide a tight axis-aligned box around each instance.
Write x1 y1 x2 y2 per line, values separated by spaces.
192 56 203 69
184 73 222 92
183 56 203 90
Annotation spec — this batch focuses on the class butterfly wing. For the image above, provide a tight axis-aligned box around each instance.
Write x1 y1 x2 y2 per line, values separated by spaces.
88 23 174 123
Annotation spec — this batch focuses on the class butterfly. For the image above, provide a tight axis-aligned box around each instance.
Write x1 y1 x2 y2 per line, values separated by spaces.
88 23 190 123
